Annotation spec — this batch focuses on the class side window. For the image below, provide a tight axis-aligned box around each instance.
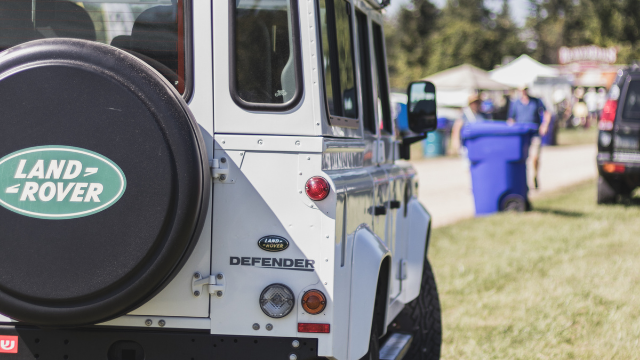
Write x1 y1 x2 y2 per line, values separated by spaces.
0 0 190 96
356 10 376 134
372 22 392 134
318 0 358 127
623 80 640 121
231 0 303 111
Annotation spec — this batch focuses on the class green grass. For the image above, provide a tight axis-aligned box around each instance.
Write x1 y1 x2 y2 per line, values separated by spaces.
557 127 598 146
430 181 640 359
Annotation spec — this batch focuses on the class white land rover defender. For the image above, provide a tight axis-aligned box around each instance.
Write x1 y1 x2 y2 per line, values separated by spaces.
0 1 441 359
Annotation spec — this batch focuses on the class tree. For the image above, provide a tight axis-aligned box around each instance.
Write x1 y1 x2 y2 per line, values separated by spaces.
426 0 525 74
385 0 439 89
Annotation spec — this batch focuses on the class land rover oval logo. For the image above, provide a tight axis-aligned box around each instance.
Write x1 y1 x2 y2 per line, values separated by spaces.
258 236 289 252
0 146 127 220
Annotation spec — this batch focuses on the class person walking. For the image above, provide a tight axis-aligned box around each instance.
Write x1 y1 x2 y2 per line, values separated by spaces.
451 94 488 152
507 86 551 189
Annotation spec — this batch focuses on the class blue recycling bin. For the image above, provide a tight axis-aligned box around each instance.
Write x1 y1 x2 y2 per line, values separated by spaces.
461 122 539 215
423 118 451 157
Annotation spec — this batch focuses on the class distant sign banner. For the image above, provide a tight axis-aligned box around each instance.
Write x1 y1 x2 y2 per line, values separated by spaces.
559 46 617 64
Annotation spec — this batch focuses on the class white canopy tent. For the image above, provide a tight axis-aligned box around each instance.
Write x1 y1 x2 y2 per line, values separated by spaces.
423 64 511 108
490 54 560 88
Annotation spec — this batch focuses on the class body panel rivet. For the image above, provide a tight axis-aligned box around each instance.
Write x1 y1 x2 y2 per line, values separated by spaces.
194 291 200 297
253 323 260 330
221 157 227 163
292 340 300 348
266 323 273 331
290 354 298 360
217 274 224 280
145 319 152 326
194 273 200 279
158 320 166 327
216 291 223 297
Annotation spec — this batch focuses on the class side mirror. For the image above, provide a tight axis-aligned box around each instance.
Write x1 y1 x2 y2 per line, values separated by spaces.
407 81 437 133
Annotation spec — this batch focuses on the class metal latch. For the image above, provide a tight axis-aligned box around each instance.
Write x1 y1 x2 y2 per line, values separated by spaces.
210 158 229 181
192 272 225 298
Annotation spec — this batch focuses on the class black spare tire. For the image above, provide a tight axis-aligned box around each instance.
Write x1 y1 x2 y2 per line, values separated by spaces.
0 39 210 327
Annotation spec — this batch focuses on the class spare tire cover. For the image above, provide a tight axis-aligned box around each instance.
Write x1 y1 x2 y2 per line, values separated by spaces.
0 39 210 327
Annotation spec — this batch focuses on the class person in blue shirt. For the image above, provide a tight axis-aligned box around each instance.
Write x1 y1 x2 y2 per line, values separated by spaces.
507 86 551 189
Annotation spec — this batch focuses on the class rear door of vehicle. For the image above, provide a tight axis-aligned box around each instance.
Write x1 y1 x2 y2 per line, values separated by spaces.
614 76 640 162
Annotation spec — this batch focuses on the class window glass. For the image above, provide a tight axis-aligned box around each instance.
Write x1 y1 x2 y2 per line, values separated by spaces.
0 0 189 94
623 80 640 121
234 0 298 105
319 0 358 119
356 10 375 133
372 22 391 133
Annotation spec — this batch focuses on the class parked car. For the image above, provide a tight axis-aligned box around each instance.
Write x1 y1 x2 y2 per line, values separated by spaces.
597 64 640 203
0 1 441 360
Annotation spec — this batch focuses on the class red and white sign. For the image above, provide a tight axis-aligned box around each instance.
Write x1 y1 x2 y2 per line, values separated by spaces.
559 46 617 65
0 336 18 354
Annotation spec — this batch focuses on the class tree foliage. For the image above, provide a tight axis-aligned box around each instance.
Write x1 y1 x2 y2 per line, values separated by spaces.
386 0 525 89
385 0 640 89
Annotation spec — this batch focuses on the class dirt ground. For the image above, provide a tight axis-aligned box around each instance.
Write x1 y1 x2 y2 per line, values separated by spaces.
412 144 598 228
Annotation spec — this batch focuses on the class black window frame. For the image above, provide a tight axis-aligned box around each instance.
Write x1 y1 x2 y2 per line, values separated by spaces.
228 0 304 112
316 0 360 129
371 20 392 134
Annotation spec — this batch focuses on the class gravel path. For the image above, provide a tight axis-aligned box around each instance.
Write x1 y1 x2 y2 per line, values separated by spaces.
412 144 598 228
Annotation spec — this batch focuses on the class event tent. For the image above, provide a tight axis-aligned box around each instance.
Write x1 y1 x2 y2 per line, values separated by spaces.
423 64 510 107
490 54 560 88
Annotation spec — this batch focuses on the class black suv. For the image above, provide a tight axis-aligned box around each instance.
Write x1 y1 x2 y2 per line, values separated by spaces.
597 65 640 203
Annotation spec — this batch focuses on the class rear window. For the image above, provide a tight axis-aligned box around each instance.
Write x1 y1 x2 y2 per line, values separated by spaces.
623 80 640 121
0 0 189 95
231 0 302 111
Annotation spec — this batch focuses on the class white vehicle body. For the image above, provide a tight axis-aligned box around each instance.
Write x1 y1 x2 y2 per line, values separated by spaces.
0 1 434 359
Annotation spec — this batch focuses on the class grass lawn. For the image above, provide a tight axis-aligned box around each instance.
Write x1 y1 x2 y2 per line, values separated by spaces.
430 181 640 359
557 127 598 146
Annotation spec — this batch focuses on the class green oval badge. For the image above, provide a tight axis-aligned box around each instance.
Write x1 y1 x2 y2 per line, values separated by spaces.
0 146 127 220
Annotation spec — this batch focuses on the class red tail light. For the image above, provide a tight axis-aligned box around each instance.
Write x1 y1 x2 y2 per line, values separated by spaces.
599 100 618 131
305 177 330 201
298 323 331 333
602 163 625 174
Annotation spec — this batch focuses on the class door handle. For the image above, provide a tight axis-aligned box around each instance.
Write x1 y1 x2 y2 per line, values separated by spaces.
389 200 401 209
368 205 387 216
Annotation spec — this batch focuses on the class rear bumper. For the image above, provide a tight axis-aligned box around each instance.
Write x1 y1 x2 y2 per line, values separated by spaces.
0 325 318 360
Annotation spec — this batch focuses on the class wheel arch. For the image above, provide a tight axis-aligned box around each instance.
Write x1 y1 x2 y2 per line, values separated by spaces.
348 225 391 360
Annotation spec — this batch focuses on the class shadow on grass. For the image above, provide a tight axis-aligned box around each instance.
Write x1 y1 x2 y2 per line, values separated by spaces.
531 207 586 217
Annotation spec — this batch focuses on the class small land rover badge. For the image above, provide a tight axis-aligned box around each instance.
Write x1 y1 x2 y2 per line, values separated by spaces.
258 236 289 252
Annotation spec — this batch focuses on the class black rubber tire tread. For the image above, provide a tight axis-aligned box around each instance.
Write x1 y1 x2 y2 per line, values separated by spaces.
359 321 380 360
598 175 618 204
391 260 442 360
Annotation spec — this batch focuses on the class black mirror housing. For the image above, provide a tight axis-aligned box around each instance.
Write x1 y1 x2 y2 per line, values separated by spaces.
407 81 437 134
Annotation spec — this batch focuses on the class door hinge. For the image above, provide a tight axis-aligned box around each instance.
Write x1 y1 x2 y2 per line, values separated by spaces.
396 259 407 280
210 158 234 183
192 272 225 298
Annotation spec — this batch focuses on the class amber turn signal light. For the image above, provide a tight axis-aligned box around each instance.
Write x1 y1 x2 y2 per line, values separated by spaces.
301 289 327 315
603 162 625 174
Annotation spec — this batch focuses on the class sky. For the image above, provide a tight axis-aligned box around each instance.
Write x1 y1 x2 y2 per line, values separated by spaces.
387 0 530 27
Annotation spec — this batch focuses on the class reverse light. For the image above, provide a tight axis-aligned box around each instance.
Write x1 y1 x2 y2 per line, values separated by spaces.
259 284 294 319
298 323 330 333
602 163 625 174
305 177 330 201
301 290 327 315
599 99 618 131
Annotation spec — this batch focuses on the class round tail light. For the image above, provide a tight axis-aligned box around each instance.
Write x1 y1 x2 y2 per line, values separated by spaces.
305 177 330 201
301 289 327 315
259 284 294 318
